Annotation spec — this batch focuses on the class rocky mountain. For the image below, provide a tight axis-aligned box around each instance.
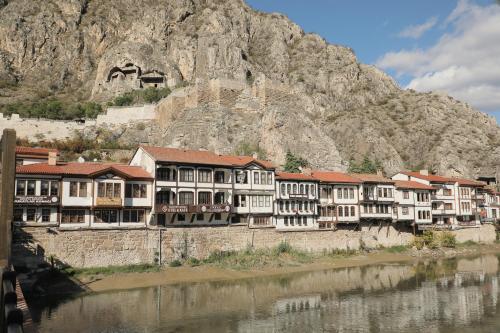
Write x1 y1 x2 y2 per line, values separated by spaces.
1 0 499 178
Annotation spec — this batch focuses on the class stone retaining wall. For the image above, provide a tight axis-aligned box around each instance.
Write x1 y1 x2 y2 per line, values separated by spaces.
11 224 497 268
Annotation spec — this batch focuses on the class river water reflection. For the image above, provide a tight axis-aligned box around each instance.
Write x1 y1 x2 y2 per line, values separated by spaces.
31 254 500 333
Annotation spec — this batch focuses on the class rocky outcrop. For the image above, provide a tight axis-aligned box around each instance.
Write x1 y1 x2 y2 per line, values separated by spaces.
1 0 499 177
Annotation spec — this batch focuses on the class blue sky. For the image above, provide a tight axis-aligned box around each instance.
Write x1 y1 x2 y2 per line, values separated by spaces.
246 0 500 122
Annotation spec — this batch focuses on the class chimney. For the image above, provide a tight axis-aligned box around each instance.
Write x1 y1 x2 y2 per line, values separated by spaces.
299 167 312 176
48 151 57 166
419 169 429 176
252 152 258 159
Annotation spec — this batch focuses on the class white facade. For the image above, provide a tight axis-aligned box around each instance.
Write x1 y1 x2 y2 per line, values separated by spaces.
359 183 395 221
275 178 318 231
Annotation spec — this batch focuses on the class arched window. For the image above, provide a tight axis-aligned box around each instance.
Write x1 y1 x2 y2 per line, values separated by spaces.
338 206 343 217
350 206 355 216
344 206 349 217
300 184 304 194
293 184 298 194
284 216 289 226
281 184 286 196
310 185 315 196
279 201 284 212
287 184 291 194
285 201 290 212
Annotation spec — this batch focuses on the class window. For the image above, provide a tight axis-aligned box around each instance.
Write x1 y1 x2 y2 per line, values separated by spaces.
41 181 49 195
27 180 36 195
388 189 393 198
179 169 194 182
310 185 315 196
254 172 260 184
177 214 186 222
349 188 354 199
344 206 349 217
350 206 355 216
338 188 343 199
215 171 225 183
444 203 453 210
198 169 212 183
70 182 79 197
97 183 120 198
123 209 145 223
61 210 85 224
14 209 23 222
284 216 289 226
259 196 264 207
198 191 212 205
94 210 118 223
289 216 294 226
267 173 273 185
79 182 87 197
303 217 308 226
235 171 248 184
215 192 226 204
378 188 383 197
402 207 409 215
41 209 51 222
254 216 271 226
285 201 290 212
126 184 148 198
343 188 348 199
281 184 286 196
300 184 304 194
443 189 453 196
279 201 284 212
298 201 303 211
179 192 194 205
16 180 26 196
265 196 271 207
50 181 59 196
293 184 298 194
403 191 409 199
214 213 222 221
156 190 173 204
157 167 176 181
338 207 343 217
234 195 247 208
260 172 266 185
287 184 292 194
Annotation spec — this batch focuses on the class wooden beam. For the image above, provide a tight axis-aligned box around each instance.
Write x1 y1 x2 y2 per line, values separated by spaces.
0 129 16 268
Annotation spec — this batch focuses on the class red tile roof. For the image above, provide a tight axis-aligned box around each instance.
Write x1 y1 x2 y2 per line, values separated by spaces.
394 180 436 190
450 177 486 187
401 171 455 183
401 171 485 187
140 146 275 169
15 146 59 156
276 172 317 181
16 162 153 180
311 171 361 184
350 173 395 184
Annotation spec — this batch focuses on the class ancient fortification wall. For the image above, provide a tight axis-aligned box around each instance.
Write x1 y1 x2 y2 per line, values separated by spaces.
95 104 156 125
0 113 95 140
12 224 496 268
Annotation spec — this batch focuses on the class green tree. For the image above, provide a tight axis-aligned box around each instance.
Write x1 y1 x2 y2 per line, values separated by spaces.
283 151 308 173
348 155 381 174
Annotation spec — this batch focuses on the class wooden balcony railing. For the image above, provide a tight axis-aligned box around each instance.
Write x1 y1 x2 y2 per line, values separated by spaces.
1 268 24 333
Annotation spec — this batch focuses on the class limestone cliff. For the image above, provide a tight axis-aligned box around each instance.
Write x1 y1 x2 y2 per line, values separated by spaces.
0 0 499 177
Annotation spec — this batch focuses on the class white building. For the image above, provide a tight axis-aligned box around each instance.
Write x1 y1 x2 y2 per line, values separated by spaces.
353 174 396 223
392 171 486 229
393 180 434 226
275 172 319 231
14 161 154 228
15 146 59 165
311 171 361 229
129 146 276 227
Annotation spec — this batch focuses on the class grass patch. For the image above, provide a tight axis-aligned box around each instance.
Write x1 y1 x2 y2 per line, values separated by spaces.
169 260 182 268
323 248 359 258
64 264 160 277
384 245 409 253
457 240 478 247
202 242 312 270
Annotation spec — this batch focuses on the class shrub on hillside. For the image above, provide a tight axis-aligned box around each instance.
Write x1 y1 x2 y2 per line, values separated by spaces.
439 232 457 248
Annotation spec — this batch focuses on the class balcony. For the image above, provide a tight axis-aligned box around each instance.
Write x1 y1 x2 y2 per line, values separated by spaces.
95 197 122 207
431 194 454 201
431 209 456 215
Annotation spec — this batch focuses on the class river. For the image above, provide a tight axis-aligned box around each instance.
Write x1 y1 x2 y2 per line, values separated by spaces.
30 254 500 333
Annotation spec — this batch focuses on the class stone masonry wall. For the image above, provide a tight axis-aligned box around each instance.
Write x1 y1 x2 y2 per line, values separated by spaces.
12 224 496 268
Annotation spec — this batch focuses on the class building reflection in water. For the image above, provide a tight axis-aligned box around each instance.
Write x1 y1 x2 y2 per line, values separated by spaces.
33 255 500 333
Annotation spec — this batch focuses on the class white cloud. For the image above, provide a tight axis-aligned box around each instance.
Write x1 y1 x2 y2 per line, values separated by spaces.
398 17 438 39
376 0 500 112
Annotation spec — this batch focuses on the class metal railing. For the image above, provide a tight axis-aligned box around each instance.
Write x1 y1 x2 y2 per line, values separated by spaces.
1 268 24 333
